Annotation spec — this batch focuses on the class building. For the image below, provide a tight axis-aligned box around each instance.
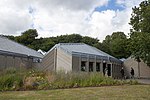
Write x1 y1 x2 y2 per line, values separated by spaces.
0 36 43 70
42 43 122 78
123 57 150 78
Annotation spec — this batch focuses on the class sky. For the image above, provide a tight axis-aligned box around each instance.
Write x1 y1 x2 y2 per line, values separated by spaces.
0 0 143 41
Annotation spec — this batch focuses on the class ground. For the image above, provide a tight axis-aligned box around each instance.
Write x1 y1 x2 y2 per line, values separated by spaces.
0 85 150 100
136 79 150 84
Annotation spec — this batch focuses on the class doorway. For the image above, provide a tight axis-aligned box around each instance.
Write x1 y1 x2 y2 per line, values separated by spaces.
89 62 93 72
96 63 100 72
103 63 106 75
81 61 86 71
107 64 111 76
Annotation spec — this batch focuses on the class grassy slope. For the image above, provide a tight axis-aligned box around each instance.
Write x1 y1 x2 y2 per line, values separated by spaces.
0 85 150 100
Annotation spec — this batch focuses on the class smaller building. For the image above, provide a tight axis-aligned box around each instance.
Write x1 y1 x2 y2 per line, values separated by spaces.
124 57 150 78
42 43 122 78
0 36 43 70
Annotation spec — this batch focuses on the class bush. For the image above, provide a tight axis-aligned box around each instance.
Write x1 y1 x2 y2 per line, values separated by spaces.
128 80 138 85
23 70 50 90
48 72 123 89
0 69 139 91
0 73 23 91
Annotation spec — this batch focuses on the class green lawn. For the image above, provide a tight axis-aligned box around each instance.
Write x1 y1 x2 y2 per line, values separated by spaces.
0 85 150 100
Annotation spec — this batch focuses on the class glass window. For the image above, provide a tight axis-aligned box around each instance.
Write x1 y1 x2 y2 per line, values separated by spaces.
89 62 93 72
33 58 42 63
96 63 100 72
81 61 86 71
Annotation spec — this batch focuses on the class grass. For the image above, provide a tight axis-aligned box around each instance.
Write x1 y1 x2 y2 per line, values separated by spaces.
0 68 139 91
0 85 149 100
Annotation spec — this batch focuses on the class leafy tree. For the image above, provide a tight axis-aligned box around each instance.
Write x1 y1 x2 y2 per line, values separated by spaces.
130 0 150 33
82 36 99 46
3 35 15 40
110 32 130 58
102 32 130 59
129 0 150 66
15 29 38 49
54 34 82 43
67 34 82 43
40 38 55 51
101 35 112 54
129 32 150 66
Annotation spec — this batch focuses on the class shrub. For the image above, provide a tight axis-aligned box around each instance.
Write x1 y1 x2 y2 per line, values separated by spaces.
0 73 23 91
23 69 50 90
0 69 139 91
48 72 122 89
128 80 138 85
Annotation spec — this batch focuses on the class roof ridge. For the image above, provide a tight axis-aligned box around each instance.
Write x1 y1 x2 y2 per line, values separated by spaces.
59 43 85 45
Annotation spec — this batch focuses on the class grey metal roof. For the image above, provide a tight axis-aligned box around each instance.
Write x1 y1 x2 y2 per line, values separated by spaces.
59 43 113 56
47 43 122 63
0 36 43 58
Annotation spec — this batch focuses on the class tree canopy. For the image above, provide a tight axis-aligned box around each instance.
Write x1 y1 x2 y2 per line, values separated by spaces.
129 0 150 66
4 29 130 59
5 30 102 53
102 32 130 59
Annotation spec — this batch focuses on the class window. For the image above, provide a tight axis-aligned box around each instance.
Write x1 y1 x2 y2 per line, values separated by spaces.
89 62 93 72
81 61 86 71
96 63 100 72
33 58 42 63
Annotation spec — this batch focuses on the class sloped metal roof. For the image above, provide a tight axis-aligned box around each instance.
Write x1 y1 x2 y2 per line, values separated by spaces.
47 43 122 63
59 43 113 57
0 36 43 58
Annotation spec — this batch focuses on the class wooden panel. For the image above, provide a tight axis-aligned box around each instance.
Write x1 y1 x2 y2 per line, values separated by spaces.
14 57 22 68
6 56 14 68
41 49 55 71
112 64 122 78
0 54 39 70
72 56 80 72
56 48 72 72
0 55 6 69
21 58 32 69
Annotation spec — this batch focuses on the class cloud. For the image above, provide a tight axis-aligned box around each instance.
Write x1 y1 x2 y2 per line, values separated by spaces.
0 0 143 41
87 0 143 41
35 0 108 11
26 0 109 38
0 0 32 35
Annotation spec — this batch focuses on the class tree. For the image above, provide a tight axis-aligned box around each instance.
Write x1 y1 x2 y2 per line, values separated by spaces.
3 35 15 40
130 0 150 33
102 32 130 59
110 32 129 58
55 34 82 43
129 0 150 66
15 29 38 46
101 35 112 54
82 36 99 46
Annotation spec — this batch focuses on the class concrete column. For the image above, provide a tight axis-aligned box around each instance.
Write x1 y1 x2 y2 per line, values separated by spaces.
100 60 103 73
110 63 113 77
111 63 114 77
86 55 89 72
79 54 81 72
93 56 96 72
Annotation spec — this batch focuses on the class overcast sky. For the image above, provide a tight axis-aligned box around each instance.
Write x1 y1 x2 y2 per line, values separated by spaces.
0 0 143 41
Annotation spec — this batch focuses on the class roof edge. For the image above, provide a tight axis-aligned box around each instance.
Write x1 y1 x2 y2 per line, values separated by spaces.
0 36 43 58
